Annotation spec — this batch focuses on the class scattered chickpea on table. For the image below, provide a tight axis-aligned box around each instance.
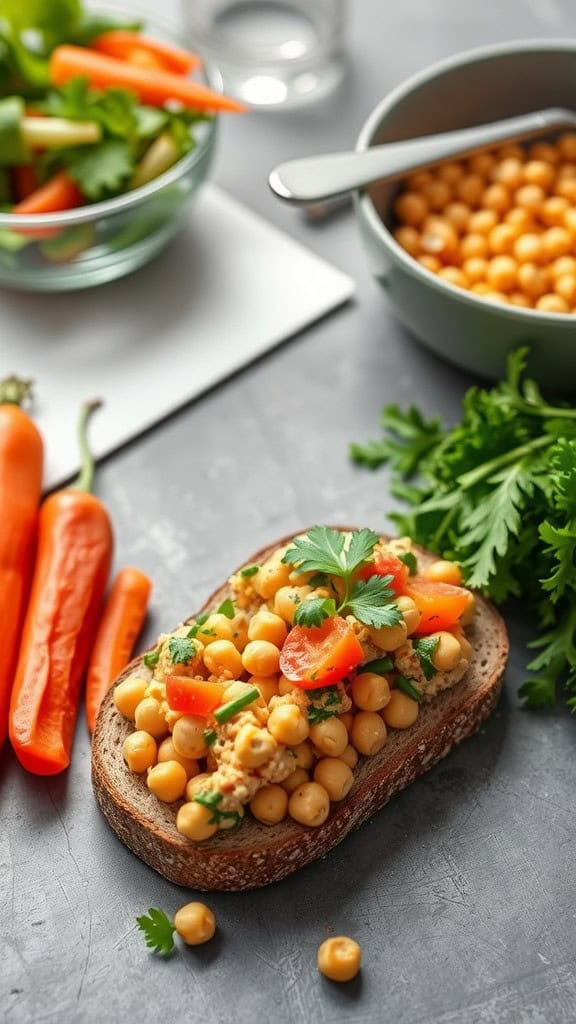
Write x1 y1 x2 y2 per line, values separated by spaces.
393 133 576 312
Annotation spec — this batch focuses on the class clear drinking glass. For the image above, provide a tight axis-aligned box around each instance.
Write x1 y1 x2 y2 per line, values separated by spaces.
181 0 346 109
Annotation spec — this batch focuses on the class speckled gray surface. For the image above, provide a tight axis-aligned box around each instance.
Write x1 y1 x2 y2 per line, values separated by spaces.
2 1 576 1021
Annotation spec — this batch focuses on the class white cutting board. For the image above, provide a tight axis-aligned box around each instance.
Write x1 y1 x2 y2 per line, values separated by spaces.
0 184 354 490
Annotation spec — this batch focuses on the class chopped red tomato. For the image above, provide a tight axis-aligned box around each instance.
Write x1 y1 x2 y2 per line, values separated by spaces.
406 578 469 634
279 615 364 689
356 550 409 595
166 676 226 716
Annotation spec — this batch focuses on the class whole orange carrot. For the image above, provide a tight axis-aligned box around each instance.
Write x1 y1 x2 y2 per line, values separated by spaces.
9 401 113 775
85 566 152 733
91 31 201 75
0 378 43 750
50 46 247 112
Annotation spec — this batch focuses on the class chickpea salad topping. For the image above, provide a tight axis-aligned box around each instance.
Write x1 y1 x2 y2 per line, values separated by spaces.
115 528 477 842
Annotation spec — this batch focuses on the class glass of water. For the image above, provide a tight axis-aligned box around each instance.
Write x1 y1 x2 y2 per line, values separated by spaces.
181 0 346 109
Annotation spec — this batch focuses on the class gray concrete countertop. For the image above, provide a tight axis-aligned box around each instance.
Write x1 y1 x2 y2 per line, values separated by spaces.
2 2 576 1022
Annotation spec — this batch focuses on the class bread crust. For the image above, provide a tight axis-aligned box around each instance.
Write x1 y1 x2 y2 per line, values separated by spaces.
92 530 509 891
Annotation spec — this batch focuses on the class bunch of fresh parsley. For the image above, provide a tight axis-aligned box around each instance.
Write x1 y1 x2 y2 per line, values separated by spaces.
350 348 576 711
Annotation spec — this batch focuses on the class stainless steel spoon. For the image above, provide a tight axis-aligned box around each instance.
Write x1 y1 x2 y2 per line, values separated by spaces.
268 107 576 205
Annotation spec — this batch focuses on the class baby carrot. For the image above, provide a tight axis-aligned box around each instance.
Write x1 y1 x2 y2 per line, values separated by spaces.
85 567 152 733
50 46 247 113
12 170 83 216
91 31 201 75
0 378 43 750
9 401 113 775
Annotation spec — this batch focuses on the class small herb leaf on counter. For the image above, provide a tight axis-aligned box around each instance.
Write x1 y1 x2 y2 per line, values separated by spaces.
136 908 175 956
413 636 440 681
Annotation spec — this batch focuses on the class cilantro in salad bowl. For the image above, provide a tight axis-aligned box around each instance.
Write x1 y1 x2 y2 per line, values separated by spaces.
0 0 246 290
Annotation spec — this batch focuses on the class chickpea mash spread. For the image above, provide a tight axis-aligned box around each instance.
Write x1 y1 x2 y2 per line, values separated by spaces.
114 527 477 841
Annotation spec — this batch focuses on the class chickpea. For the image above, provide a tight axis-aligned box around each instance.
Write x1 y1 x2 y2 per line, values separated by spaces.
248 610 288 648
529 141 559 164
395 595 421 634
157 737 199 779
339 710 354 734
383 691 419 729
309 717 349 757
554 177 576 203
351 672 391 712
133 697 167 738
431 631 463 672
443 201 471 232
459 591 477 626
505 207 535 232
203 639 243 678
508 291 532 308
122 730 157 773
482 183 511 214
393 190 429 226
268 704 309 746
250 784 288 824
558 132 576 160
491 157 523 189
557 161 576 178
437 266 469 289
394 225 421 257
254 554 292 599
282 767 310 794
486 255 517 292
468 152 494 177
417 253 442 274
471 281 491 295
248 674 279 704
176 801 218 842
420 217 459 262
313 758 354 801
351 712 387 756
515 183 546 212
541 195 570 226
242 639 281 677
339 744 359 770
536 293 570 314
113 676 148 721
513 233 543 264
459 233 489 260
522 159 555 189
368 620 407 652
274 585 312 625
422 178 452 211
424 559 463 586
437 161 465 185
288 782 330 827
554 274 576 305
564 208 576 239
146 760 188 803
174 902 216 946
517 263 549 299
462 257 488 284
541 227 572 261
406 170 433 190
455 173 485 206
172 714 209 759
230 611 250 652
291 740 316 769
318 936 361 983
456 632 474 662
185 772 212 800
483 290 509 304
468 208 498 234
234 723 278 767
196 613 234 646
488 223 518 255
550 256 576 281
277 673 297 696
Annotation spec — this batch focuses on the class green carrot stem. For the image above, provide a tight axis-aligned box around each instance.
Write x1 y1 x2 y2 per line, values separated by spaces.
0 376 33 406
71 399 102 494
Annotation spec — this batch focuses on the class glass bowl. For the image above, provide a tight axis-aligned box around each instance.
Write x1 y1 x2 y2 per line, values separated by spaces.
0 8 217 291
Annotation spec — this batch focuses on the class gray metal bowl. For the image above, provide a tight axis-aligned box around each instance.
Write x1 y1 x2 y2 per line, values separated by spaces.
354 40 576 389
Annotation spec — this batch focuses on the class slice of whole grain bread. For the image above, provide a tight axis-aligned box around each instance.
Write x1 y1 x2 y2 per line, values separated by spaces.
92 531 509 891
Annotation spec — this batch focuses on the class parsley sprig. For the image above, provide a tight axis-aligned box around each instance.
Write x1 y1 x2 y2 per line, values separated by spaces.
136 908 175 956
283 527 401 630
351 348 576 711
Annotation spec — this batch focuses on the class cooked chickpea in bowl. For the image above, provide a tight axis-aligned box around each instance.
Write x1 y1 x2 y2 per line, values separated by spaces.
393 133 576 314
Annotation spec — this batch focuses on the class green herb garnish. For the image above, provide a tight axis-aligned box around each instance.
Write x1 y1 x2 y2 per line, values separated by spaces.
187 613 209 639
283 527 401 630
362 657 394 675
203 728 217 747
293 597 337 628
351 348 576 710
398 551 418 575
240 564 259 578
413 636 439 681
168 636 196 666
396 677 423 702
214 686 260 724
136 908 175 956
193 791 242 828
307 688 341 724
217 598 235 619
143 648 160 669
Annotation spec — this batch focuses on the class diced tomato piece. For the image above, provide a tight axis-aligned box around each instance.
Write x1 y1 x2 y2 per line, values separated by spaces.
279 615 364 689
356 550 410 594
406 577 470 634
166 676 226 716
